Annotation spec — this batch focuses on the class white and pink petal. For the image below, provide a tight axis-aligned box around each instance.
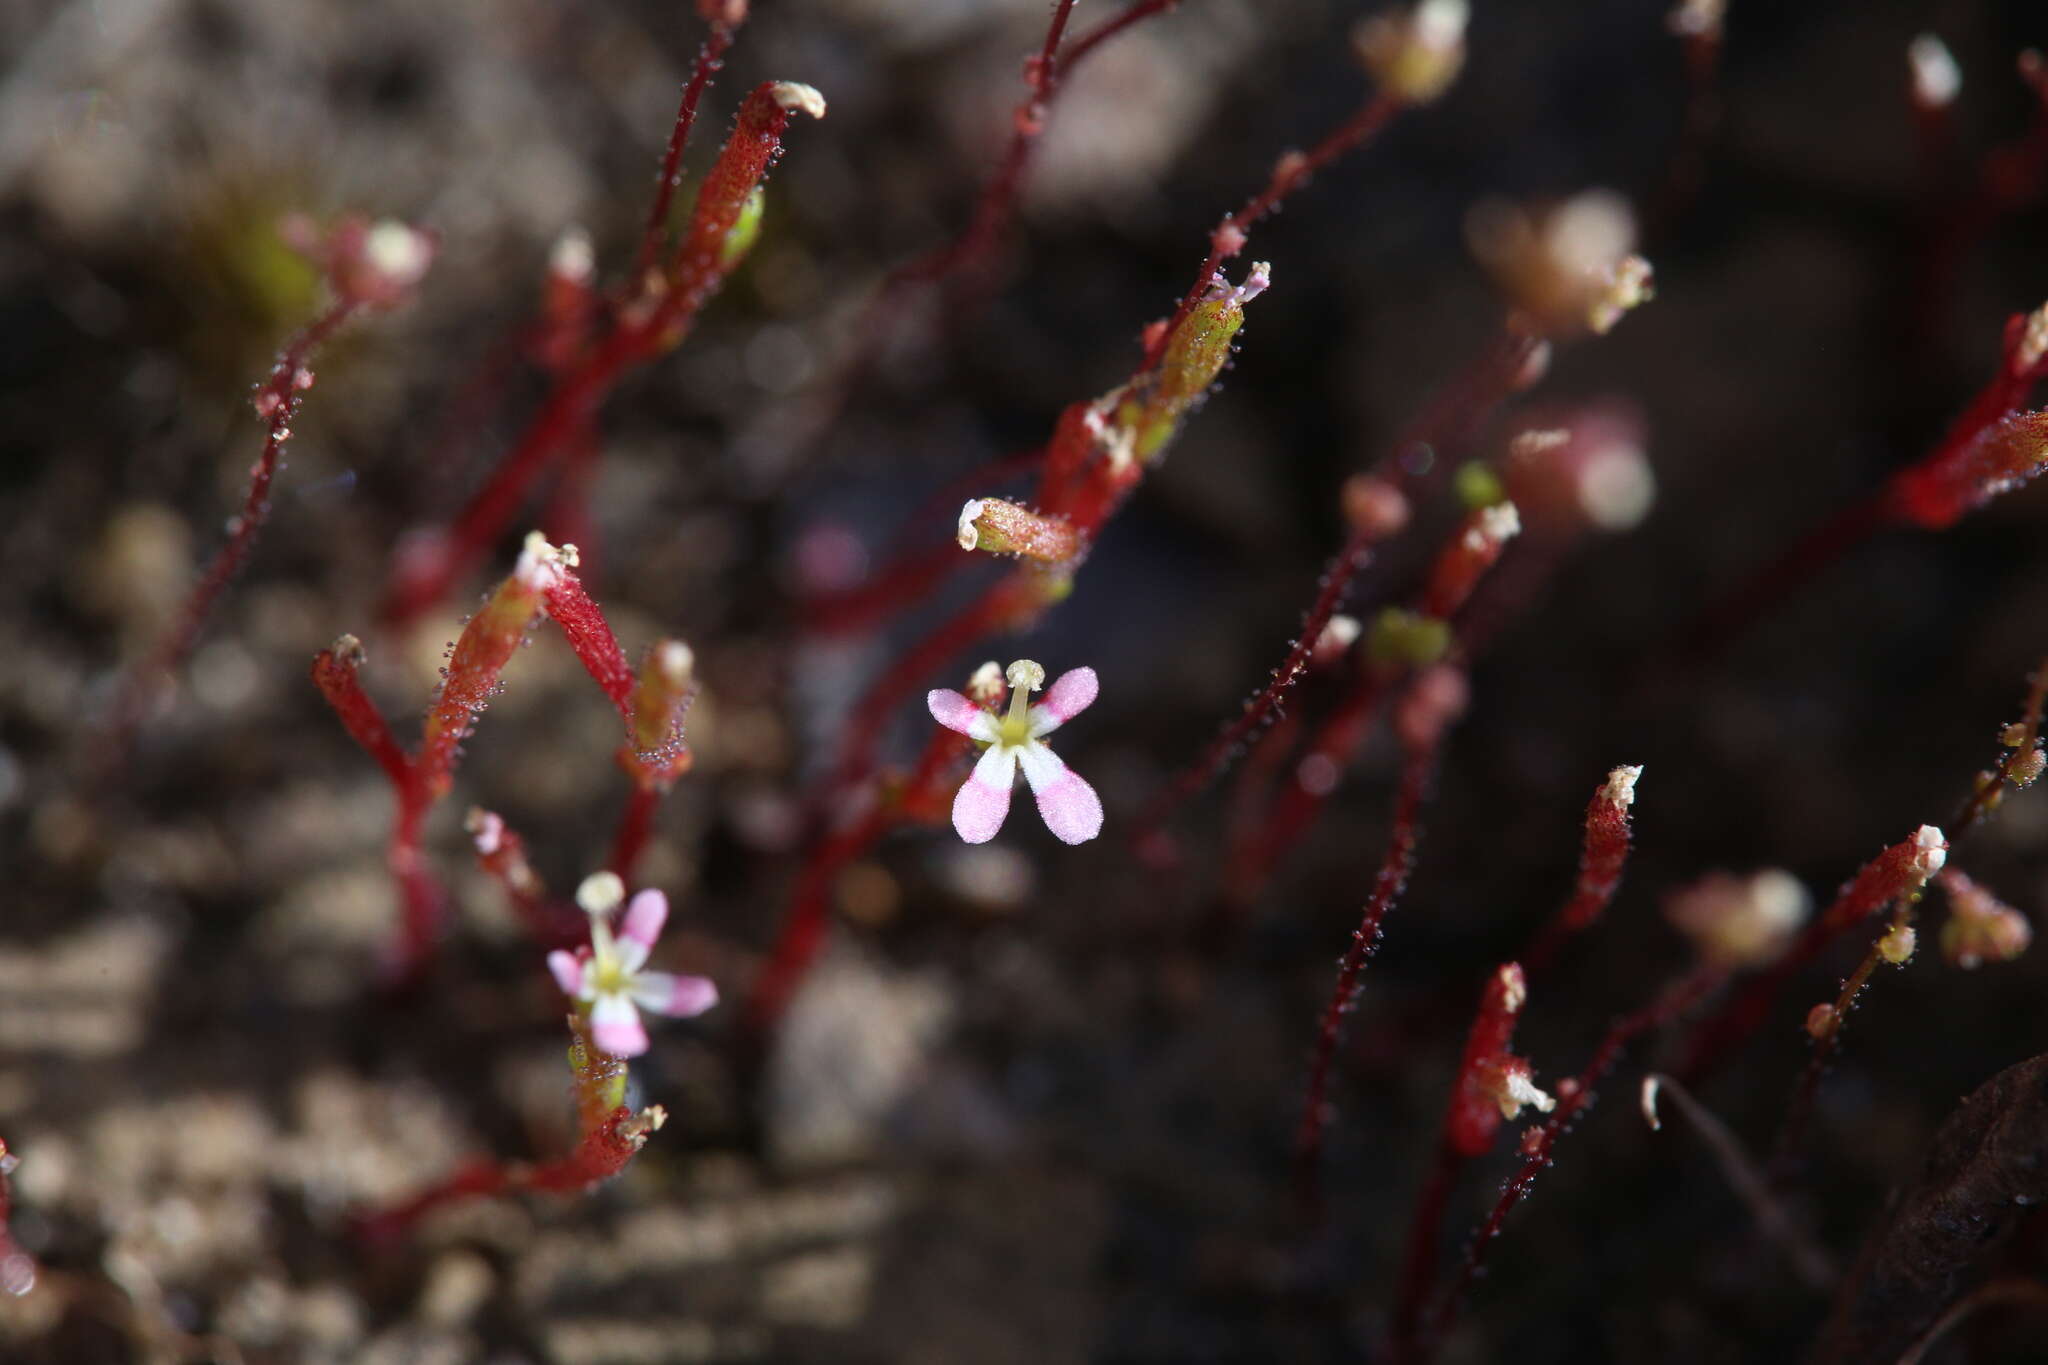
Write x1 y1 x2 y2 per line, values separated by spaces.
619 888 669 953
952 744 1018 844
1028 667 1099 737
1016 742 1103 845
547 949 586 998
927 688 997 740
590 992 649 1057
630 970 720 1018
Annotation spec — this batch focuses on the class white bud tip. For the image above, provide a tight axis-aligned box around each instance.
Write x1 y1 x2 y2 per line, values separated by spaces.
364 220 434 288
515 531 579 586
1580 445 1657 530
1667 0 1725 39
957 500 986 551
576 871 626 916
1320 614 1363 651
550 226 595 283
770 82 827 119
1497 963 1528 1013
1415 0 1470 49
1909 34 1961 108
1640 1075 1663 1131
1913 824 1948 875
1503 1071 1555 1116
656 640 695 684
1478 501 1522 543
1004 659 1046 692
1603 764 1643 807
466 808 505 856
968 661 1005 694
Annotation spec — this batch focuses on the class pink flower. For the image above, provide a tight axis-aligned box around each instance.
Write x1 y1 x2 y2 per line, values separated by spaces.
927 660 1103 845
547 872 719 1057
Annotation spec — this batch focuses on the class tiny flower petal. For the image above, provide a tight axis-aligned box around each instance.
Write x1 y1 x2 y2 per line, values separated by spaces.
547 949 585 997
1028 666 1100 737
630 971 720 1018
620 888 669 953
1017 742 1104 845
591 993 649 1057
953 745 1018 843
614 934 651 975
928 688 994 738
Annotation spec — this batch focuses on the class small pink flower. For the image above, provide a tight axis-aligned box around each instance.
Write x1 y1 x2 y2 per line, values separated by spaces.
547 872 719 1057
927 660 1103 846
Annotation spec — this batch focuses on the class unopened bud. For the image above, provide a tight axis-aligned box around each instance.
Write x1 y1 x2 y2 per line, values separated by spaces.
2016 302 2048 377
956 498 1082 562
1354 0 1470 106
1667 0 1725 39
1342 474 1411 540
769 82 827 119
1667 869 1810 968
1368 607 1452 668
966 661 1006 707
1908 33 1961 110
1939 868 2032 969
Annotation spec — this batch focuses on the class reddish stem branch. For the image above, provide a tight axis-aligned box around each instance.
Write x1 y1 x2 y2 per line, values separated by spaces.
1294 740 1437 1208
1141 93 1399 374
1681 308 2048 663
749 727 971 1031
1419 968 1722 1359
633 21 741 280
358 1018 665 1242
1677 661 2046 1084
385 82 823 624
101 299 358 764
1132 326 1540 845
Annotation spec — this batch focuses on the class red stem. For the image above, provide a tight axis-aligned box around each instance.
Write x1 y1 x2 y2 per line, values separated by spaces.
755 2 1180 483
609 783 663 883
1141 93 1400 374
1132 325 1537 845
1418 968 1723 1360
1295 741 1436 1209
827 573 1038 789
310 645 410 788
1132 532 1375 850
102 299 357 763
633 23 739 280
1225 673 1389 906
1390 1144 1464 1360
1676 493 1890 667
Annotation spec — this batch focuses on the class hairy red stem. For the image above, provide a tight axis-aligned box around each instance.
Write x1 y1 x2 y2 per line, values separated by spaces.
1295 741 1436 1207
103 299 357 762
632 22 740 280
1142 93 1399 374
1420 968 1722 1359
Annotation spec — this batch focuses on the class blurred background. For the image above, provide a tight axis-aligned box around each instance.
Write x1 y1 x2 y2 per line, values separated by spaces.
3 0 2048 1360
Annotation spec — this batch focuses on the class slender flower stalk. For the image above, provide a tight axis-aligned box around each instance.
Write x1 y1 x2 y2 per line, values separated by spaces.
315 534 696 974
383 80 825 624
99 217 433 768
